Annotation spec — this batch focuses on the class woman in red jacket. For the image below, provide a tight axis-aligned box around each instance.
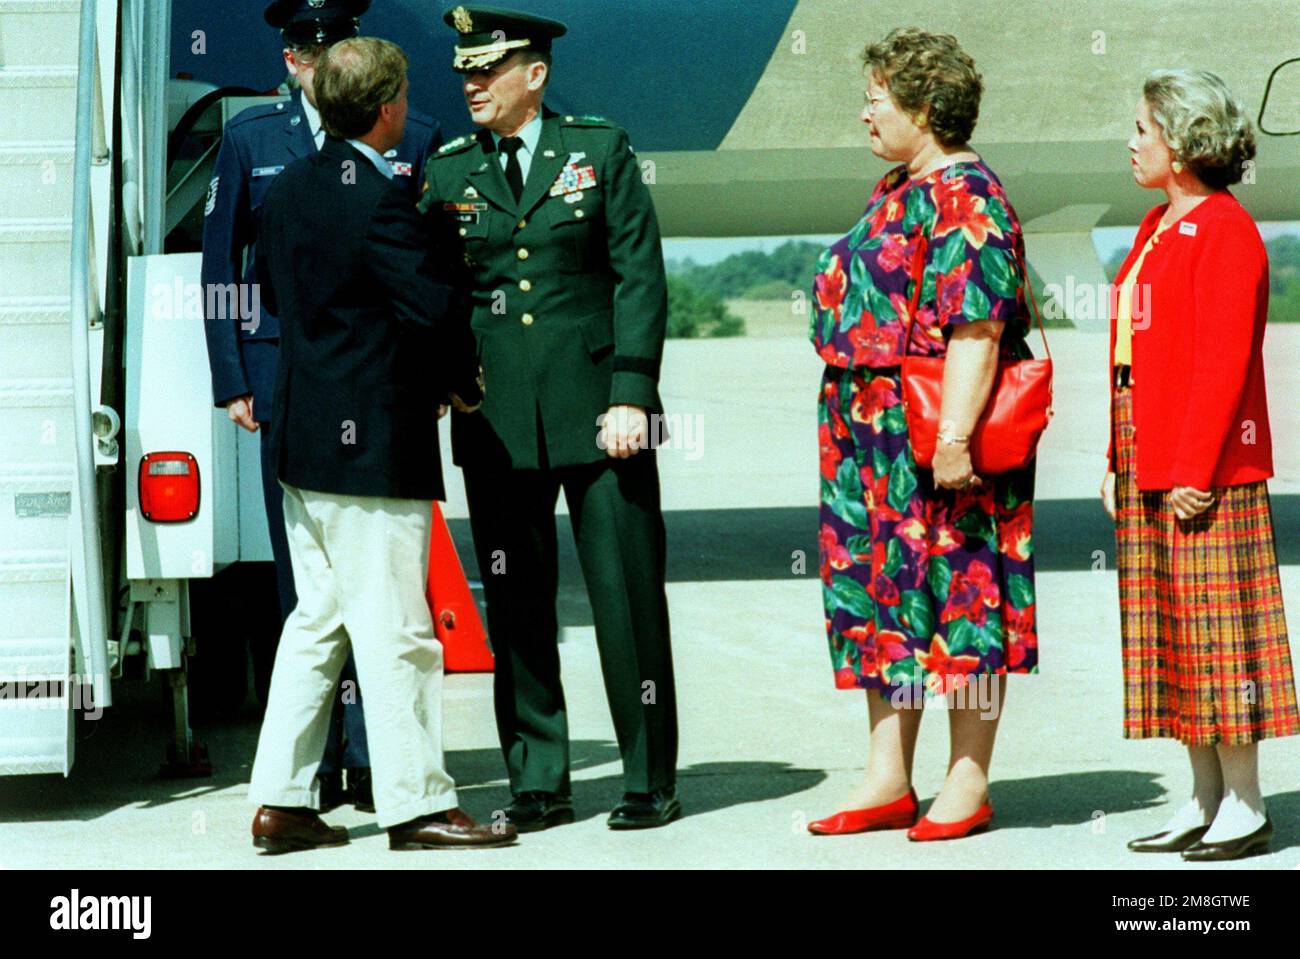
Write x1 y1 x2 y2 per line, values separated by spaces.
1103 69 1298 862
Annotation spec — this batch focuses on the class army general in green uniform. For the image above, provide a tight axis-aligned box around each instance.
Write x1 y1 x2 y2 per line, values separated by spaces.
418 6 680 830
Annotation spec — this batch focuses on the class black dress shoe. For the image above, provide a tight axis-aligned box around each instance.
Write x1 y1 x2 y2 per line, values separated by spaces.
1127 824 1210 853
1182 818 1274 862
608 786 682 830
503 791 575 833
346 768 375 814
317 771 346 813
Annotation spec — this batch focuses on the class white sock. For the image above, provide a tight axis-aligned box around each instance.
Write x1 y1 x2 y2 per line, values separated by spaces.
1202 794 1267 843
1157 797 1215 835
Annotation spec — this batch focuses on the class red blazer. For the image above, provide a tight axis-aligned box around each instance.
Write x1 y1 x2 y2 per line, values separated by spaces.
1107 191 1274 490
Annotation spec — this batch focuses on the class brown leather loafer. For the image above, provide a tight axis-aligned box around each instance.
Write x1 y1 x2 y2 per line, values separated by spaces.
388 807 519 850
252 806 350 855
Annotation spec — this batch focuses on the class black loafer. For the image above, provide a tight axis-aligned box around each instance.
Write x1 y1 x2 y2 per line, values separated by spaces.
607 786 682 830
346 768 375 814
1182 818 1274 862
1127 824 1210 853
503 791 575 833
317 771 346 814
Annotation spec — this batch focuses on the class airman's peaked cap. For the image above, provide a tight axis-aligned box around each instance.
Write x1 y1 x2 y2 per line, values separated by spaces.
264 0 371 47
443 5 567 73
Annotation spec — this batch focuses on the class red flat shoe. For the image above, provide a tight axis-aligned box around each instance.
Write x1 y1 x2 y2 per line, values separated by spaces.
808 789 919 835
907 803 994 841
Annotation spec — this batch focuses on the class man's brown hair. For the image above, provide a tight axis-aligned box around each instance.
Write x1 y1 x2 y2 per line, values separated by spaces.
315 37 409 140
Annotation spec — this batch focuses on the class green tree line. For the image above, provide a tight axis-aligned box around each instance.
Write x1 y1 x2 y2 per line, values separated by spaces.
1103 233 1299 322
665 232 1300 338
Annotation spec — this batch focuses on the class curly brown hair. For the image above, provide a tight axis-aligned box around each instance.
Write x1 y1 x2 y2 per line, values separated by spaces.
862 28 983 148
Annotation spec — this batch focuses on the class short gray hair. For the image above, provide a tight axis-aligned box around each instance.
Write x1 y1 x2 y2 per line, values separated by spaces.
1143 69 1256 188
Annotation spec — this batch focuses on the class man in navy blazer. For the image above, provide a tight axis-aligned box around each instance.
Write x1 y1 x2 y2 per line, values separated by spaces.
200 0 438 810
248 36 509 852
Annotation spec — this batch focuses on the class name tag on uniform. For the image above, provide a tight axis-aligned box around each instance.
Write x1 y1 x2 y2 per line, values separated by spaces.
390 162 413 177
444 201 488 224
549 163 597 197
1179 221 1197 237
251 165 285 178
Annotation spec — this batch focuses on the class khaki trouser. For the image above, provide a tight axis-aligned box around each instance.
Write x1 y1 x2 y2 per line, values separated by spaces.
248 482 457 828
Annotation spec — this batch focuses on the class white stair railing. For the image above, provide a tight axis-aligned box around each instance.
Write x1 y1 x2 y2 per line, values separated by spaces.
69 0 109 707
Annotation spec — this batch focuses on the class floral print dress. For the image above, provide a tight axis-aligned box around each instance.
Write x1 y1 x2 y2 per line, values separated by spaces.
811 160 1039 696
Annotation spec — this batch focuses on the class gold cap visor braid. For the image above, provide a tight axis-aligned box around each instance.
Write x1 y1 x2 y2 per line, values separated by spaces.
453 37 532 72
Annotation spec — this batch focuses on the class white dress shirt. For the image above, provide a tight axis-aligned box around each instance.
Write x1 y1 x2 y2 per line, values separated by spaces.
347 139 395 180
301 95 326 151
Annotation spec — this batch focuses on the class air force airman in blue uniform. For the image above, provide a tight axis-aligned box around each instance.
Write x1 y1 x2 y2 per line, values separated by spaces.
200 0 442 810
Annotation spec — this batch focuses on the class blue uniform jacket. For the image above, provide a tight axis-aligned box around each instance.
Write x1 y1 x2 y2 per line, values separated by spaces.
201 89 441 418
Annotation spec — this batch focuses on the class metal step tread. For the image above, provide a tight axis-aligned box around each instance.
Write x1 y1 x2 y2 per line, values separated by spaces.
0 0 82 10
0 658 69 678
0 295 71 324
0 463 74 492
0 674 69 686
0 376 74 409
0 141 76 163
0 216 73 240
0 747 71 779
0 65 77 86
0 635 70 652
0 754 70 777
0 550 69 583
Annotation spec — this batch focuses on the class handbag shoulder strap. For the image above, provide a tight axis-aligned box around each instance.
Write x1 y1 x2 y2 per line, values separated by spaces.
903 231 1052 361
1018 242 1053 361
903 233 928 360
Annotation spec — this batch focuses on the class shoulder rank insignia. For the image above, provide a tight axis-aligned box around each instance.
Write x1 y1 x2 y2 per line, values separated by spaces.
563 114 610 127
436 135 474 156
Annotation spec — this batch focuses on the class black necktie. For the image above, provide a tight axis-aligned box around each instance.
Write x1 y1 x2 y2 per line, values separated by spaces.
499 136 525 202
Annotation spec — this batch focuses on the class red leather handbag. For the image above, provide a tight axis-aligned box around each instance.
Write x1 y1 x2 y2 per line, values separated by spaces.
900 236 1054 474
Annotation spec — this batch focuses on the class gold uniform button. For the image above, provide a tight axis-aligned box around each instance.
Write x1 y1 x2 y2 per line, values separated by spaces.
522 313 535 326
574 209 585 219
519 279 532 292
459 227 468 236
518 219 528 230
517 248 529 260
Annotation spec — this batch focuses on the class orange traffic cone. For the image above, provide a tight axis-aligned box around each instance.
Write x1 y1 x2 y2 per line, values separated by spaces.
426 502 494 672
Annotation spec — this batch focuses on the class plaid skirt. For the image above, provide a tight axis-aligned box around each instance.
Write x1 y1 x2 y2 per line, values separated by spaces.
1114 387 1299 745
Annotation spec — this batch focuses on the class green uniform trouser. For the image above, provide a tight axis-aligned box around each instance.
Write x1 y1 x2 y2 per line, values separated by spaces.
463 450 677 796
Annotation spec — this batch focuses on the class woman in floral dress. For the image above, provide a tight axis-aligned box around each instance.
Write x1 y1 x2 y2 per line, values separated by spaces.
807 28 1038 841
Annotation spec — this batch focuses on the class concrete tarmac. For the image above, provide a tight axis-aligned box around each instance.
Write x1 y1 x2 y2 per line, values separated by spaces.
1 331 1296 869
